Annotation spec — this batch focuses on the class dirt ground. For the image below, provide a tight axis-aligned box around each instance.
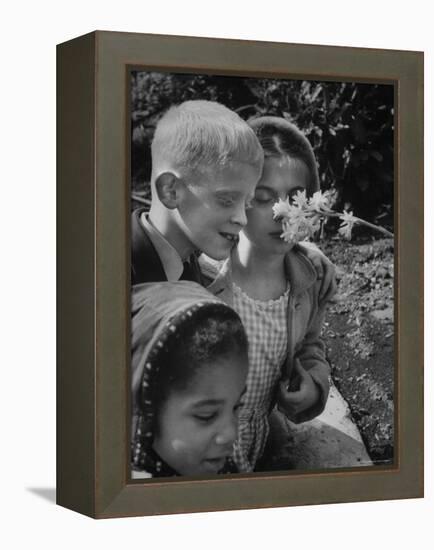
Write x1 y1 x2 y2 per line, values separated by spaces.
321 237 394 465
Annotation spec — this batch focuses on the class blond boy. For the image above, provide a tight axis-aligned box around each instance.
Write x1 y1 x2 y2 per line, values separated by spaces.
131 100 264 284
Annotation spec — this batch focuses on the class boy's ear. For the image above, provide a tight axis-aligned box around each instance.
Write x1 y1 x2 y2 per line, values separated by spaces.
154 172 180 209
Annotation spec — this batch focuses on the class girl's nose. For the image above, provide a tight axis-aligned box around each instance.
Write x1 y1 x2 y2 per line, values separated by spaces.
215 416 237 446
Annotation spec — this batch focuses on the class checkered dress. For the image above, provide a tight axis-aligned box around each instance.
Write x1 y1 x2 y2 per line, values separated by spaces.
232 282 290 472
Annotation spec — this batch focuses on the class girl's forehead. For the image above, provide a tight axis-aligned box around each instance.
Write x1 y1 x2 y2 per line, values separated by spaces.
179 355 248 398
260 156 309 190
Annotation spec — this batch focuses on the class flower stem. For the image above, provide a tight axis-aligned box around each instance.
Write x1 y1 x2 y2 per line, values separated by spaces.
317 210 394 238
352 216 394 238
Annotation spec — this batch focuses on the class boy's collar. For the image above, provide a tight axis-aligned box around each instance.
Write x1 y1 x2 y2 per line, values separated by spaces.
199 255 232 298
141 213 184 281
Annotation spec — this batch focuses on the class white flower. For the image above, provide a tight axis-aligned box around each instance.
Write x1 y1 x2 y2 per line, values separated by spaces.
308 190 331 212
291 189 309 209
280 213 317 244
306 215 322 237
274 191 327 244
296 219 314 241
340 210 355 223
286 203 305 223
338 210 356 240
281 220 298 243
272 197 291 220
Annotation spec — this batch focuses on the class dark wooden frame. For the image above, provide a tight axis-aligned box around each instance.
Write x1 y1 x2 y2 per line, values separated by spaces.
57 31 424 519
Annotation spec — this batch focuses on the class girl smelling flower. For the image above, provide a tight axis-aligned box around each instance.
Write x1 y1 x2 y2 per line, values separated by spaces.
201 116 337 472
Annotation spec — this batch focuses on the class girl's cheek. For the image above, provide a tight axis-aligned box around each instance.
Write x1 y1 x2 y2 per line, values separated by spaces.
170 438 189 452
247 208 262 223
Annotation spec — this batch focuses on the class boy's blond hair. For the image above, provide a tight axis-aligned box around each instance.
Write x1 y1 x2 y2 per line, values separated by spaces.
151 100 263 179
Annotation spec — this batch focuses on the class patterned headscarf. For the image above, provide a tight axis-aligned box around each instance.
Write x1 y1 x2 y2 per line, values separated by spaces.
131 281 241 477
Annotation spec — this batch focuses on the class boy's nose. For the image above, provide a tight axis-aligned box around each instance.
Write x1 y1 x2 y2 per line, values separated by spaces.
230 204 248 227
215 416 237 447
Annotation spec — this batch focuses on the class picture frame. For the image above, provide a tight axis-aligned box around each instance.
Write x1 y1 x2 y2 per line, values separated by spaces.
57 30 423 518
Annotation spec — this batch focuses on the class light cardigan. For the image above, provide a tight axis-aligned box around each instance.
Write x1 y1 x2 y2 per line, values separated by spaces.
199 245 337 425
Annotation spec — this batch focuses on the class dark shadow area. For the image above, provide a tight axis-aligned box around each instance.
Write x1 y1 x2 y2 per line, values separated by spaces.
258 409 374 472
27 488 56 504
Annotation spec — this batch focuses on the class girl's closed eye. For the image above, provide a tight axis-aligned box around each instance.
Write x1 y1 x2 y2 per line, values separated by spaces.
253 187 275 204
193 411 218 423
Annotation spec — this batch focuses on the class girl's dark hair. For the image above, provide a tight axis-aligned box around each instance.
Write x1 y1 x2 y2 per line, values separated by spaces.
248 116 320 196
151 303 248 423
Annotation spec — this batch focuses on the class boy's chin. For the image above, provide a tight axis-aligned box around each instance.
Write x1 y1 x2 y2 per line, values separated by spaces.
200 242 234 261
204 250 232 261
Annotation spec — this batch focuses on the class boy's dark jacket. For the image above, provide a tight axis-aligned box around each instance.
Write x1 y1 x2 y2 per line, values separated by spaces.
131 208 202 284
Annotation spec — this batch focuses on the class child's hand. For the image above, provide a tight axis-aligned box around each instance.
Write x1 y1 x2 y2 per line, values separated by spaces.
277 359 320 419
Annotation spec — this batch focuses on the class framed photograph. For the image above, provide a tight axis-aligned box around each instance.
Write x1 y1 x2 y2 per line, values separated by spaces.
57 31 423 518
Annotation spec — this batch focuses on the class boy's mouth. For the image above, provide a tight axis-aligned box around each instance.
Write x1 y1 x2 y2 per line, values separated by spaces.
219 232 239 244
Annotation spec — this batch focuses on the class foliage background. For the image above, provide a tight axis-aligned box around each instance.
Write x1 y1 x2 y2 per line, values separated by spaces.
131 71 394 229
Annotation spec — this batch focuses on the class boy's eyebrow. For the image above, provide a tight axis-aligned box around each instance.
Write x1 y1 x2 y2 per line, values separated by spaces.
214 190 256 204
214 189 243 197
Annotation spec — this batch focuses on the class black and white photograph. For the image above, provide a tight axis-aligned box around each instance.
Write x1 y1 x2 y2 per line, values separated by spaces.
129 70 395 480
6 0 428 539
